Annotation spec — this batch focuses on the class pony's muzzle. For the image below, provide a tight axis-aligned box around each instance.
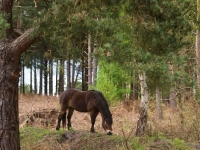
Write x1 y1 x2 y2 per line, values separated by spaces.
106 130 112 135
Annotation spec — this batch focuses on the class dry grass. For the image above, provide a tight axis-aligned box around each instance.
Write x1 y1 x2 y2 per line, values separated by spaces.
19 94 200 149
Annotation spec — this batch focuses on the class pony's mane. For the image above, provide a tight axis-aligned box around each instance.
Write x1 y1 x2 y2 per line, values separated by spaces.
89 90 112 119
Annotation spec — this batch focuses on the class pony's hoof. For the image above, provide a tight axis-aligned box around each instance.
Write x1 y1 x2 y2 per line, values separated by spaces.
56 127 60 130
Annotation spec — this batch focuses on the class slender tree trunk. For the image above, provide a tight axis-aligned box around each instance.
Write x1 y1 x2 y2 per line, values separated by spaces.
59 59 64 94
55 59 59 96
34 58 37 94
92 40 97 87
67 52 71 89
196 0 200 89
22 59 25 94
44 59 48 95
75 64 81 88
49 49 53 95
71 59 76 88
169 62 177 108
133 73 139 100
30 60 33 94
156 88 163 119
88 34 92 87
20 59 23 94
136 72 148 136
39 58 43 95
82 44 88 91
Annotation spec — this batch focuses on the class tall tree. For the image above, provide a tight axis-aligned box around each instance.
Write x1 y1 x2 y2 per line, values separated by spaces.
0 0 36 148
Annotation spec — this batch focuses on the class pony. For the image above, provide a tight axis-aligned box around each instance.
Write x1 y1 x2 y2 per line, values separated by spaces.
56 89 113 135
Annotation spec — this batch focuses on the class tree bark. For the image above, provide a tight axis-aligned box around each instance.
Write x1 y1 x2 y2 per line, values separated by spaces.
55 59 59 96
67 52 71 89
88 34 92 87
136 72 148 136
39 57 43 95
196 0 200 89
30 60 33 94
59 59 64 94
71 59 76 88
34 58 37 94
92 40 97 87
22 59 25 94
169 62 177 108
49 53 53 95
0 28 36 149
156 88 163 119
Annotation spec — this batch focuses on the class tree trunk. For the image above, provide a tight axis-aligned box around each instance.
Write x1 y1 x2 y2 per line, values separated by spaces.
49 48 53 95
49 59 53 95
67 52 71 89
156 88 163 119
59 59 64 94
88 34 92 87
92 40 97 87
44 58 48 95
34 58 37 94
75 63 81 88
22 59 25 94
196 0 200 89
136 72 148 136
55 59 59 96
132 73 139 100
82 44 88 91
169 62 177 108
0 28 36 149
19 59 23 94
39 57 43 95
71 59 76 88
29 59 32 94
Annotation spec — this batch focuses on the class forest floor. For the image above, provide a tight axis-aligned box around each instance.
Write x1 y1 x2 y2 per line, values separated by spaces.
19 94 200 150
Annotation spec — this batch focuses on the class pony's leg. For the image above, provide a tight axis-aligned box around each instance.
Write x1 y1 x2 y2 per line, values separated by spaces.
90 111 99 132
67 108 74 130
56 110 66 130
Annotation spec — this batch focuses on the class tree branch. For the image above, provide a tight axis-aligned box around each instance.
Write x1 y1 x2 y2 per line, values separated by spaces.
10 28 36 57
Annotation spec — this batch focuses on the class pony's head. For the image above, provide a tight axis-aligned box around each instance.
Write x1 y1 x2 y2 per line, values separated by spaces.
102 115 113 135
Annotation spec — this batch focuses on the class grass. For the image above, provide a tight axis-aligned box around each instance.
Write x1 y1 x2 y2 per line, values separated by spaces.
20 127 64 150
20 127 194 150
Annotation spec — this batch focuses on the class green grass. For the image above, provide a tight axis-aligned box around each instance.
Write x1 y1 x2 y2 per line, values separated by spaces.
20 127 64 150
20 127 195 150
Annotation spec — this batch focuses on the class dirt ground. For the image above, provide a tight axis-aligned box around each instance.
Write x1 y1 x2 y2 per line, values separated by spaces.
19 94 143 150
19 94 139 136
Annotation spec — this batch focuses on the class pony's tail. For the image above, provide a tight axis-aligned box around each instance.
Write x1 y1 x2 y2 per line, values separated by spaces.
62 111 66 129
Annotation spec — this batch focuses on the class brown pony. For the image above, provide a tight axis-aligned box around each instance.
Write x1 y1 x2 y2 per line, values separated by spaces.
56 89 113 135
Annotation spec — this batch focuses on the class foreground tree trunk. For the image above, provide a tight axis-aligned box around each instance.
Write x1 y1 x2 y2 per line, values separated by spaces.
136 72 148 136
0 29 35 149
0 1 36 148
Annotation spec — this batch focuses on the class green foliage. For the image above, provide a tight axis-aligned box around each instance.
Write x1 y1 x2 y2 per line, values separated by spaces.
132 138 144 150
95 62 119 102
127 0 192 55
95 60 131 102
0 13 10 38
172 138 186 150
